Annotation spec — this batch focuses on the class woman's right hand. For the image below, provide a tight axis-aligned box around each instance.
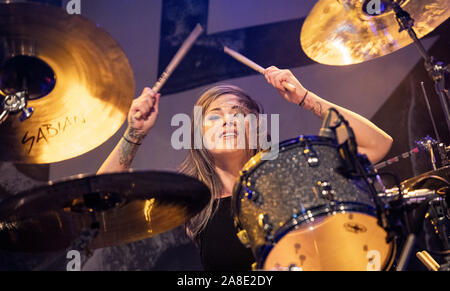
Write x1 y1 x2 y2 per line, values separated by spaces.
125 87 161 143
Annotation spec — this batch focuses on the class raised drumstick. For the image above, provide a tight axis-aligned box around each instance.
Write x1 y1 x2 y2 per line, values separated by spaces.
224 46 296 92
135 24 204 119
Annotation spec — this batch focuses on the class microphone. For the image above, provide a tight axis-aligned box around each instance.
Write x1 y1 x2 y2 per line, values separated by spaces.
318 108 338 139
319 108 358 177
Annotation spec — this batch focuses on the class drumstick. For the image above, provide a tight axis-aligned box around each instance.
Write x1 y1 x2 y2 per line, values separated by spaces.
416 251 440 271
224 46 296 92
135 23 204 119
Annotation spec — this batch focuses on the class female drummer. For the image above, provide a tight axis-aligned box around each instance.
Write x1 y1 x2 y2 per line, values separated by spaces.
98 66 393 270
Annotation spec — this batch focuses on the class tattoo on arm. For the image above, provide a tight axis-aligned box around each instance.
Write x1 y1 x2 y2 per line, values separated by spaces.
119 139 139 168
126 127 146 141
303 95 324 118
312 101 323 118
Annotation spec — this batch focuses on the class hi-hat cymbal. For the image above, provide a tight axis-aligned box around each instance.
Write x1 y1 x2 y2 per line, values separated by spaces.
0 171 210 252
300 0 450 66
401 165 450 191
0 3 135 164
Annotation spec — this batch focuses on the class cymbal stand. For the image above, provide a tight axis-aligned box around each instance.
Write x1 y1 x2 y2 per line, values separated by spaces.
0 91 34 124
391 1 450 136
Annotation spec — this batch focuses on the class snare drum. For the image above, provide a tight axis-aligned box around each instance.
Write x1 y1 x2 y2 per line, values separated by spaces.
232 136 396 271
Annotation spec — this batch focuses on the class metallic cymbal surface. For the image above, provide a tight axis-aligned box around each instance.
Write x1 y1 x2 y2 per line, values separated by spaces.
401 165 450 191
0 171 211 252
301 0 450 65
0 3 135 164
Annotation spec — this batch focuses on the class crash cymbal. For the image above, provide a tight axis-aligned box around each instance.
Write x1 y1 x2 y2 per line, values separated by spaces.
300 0 450 66
0 171 210 252
0 3 135 164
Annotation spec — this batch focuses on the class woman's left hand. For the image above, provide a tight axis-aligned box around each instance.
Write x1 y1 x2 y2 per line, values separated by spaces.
264 66 308 105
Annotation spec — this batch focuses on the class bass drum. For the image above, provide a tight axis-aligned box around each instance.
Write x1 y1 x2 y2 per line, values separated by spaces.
232 136 396 271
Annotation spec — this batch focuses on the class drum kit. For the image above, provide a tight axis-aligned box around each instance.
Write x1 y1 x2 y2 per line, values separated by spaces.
0 1 449 271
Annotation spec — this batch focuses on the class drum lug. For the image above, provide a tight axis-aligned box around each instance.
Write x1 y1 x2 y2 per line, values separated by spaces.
302 144 319 167
316 180 336 201
245 189 261 204
242 181 263 205
258 213 273 235
236 229 251 248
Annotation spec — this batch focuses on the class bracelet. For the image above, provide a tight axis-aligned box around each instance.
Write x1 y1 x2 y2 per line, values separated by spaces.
298 90 309 107
123 135 142 146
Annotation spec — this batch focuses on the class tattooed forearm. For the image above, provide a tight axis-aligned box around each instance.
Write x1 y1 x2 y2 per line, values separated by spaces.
311 101 323 118
119 138 139 168
126 127 146 142
303 95 325 118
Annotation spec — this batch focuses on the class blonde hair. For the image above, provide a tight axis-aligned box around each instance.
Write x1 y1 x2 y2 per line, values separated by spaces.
179 84 263 240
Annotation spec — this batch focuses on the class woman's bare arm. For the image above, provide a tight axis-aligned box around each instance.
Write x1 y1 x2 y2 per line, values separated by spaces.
97 88 160 174
264 66 393 164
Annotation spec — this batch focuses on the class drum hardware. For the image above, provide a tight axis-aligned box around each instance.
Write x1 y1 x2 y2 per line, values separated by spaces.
415 136 449 171
374 147 422 170
377 182 438 270
379 187 437 201
389 0 450 135
426 196 450 251
258 214 274 237
0 91 33 124
374 136 449 172
420 82 442 144
396 234 417 271
301 140 320 167
416 195 450 271
316 180 336 201
378 168 450 270
244 189 262 204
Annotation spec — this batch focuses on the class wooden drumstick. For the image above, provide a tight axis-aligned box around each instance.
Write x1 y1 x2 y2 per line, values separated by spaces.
224 46 296 92
135 23 204 119
416 251 440 271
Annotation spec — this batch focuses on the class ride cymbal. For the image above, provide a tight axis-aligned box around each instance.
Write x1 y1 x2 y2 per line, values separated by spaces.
300 0 450 65
0 171 210 252
0 3 135 164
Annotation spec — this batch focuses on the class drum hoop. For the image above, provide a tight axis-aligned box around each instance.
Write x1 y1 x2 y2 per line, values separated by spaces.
240 135 336 175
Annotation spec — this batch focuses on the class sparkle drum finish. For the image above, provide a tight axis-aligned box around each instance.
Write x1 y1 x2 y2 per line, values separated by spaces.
232 136 395 271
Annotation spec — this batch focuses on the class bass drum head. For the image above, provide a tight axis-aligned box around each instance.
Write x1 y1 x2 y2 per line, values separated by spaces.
262 212 396 271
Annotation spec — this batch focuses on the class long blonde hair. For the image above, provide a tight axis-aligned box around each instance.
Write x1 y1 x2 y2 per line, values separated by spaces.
179 85 263 240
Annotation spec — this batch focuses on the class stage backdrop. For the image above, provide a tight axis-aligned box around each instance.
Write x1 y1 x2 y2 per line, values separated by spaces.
1 0 448 270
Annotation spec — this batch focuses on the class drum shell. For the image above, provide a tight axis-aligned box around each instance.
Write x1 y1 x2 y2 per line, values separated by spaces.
233 136 376 259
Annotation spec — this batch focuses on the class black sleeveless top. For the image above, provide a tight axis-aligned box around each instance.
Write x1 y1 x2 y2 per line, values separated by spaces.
196 197 255 271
